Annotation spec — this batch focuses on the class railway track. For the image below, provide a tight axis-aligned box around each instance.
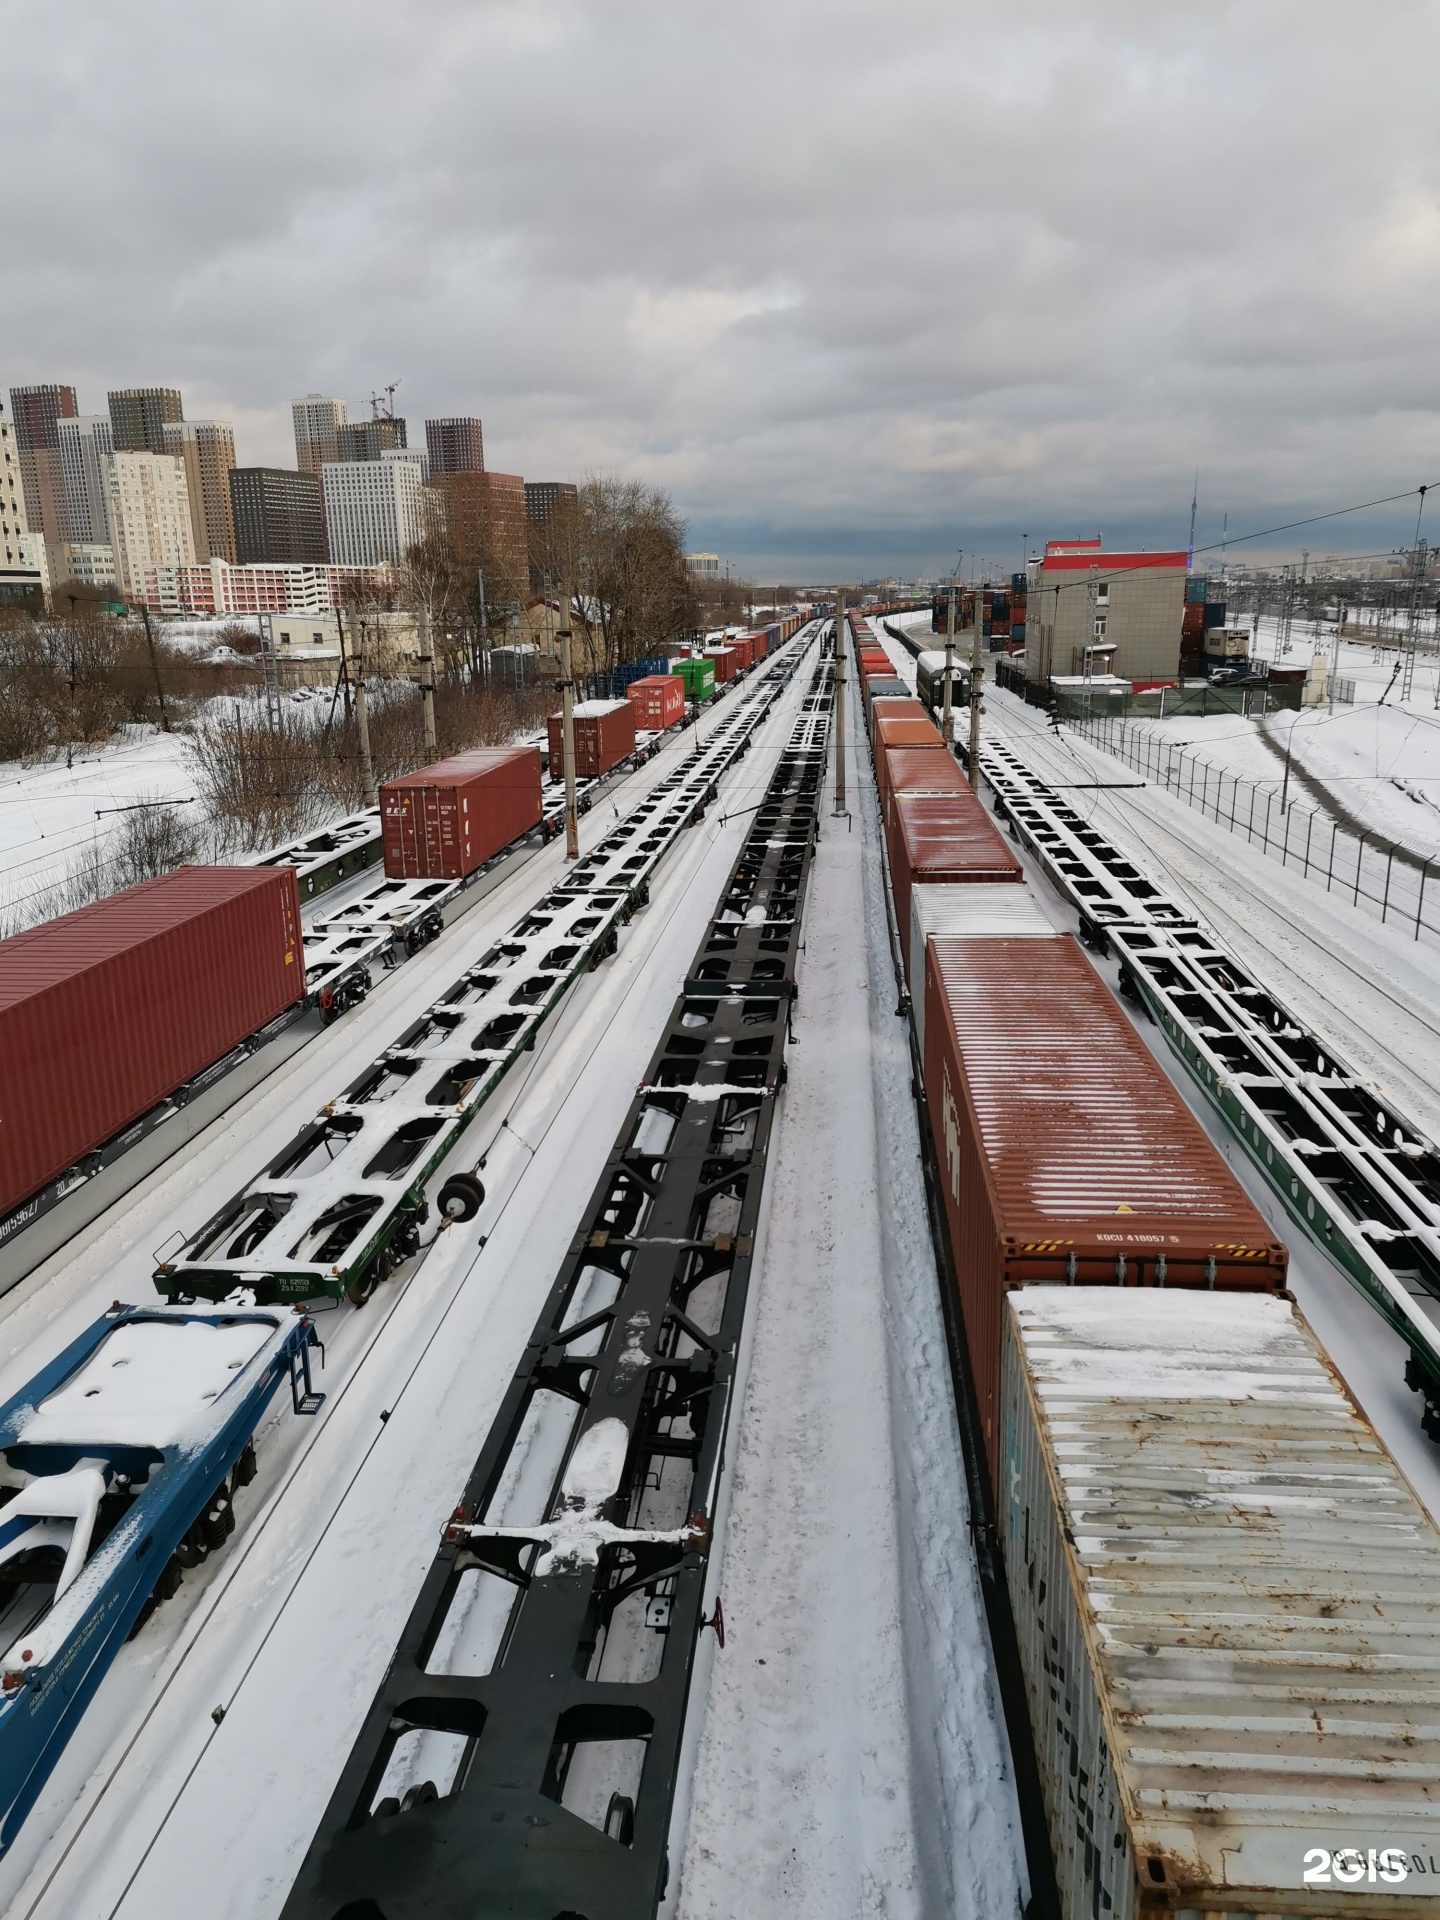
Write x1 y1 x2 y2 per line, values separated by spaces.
0 632 824 1918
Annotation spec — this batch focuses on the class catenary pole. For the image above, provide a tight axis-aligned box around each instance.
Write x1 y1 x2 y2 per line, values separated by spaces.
942 583 956 744
354 620 378 808
558 570 580 860
968 575 983 789
833 589 847 813
418 605 438 759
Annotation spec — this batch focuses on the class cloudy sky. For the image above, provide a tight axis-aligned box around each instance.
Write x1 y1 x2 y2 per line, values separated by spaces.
5 0 1439 579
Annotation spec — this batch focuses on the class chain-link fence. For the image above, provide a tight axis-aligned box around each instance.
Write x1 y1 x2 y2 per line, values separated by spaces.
1070 711 1440 948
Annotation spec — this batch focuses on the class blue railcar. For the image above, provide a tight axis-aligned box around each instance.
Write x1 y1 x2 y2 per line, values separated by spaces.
0 1303 323 1853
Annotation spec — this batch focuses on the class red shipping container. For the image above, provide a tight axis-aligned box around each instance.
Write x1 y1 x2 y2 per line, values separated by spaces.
704 647 739 684
626 674 685 731
548 699 637 781
922 934 1287 1486
382 746 542 881
885 791 1022 939
0 867 305 1223
882 744 968 834
873 712 943 812
870 696 928 729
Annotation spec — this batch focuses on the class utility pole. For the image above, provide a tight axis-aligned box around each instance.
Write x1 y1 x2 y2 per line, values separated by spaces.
353 620 378 808
335 604 354 722
138 603 171 733
417 605 438 760
833 590 847 814
968 577 983 789
1401 488 1430 703
941 582 956 744
557 570 580 860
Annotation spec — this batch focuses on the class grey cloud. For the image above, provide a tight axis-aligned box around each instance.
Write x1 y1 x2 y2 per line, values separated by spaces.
4 0 1440 576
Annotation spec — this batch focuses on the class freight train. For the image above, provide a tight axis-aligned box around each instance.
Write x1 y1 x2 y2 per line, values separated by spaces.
856 618 1440 1920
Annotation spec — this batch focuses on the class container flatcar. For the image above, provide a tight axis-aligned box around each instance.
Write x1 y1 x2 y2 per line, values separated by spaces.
0 1302 322 1854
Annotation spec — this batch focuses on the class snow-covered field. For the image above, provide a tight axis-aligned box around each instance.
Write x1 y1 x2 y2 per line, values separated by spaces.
0 729 200 924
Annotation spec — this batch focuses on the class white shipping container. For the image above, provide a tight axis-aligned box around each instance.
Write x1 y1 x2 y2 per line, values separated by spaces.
908 882 1057 1050
1000 1288 1440 1917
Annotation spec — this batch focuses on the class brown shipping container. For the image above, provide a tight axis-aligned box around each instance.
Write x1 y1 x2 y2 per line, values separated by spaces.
382 746 542 881
882 743 968 833
887 791 1023 948
547 700 637 781
0 866 304 1222
922 933 1286 1486
727 635 755 671
873 712 943 813
870 696 928 731
703 647 739 683
626 674 685 732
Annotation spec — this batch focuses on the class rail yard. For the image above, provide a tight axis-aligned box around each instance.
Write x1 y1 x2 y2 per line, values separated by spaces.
0 610 1438 1920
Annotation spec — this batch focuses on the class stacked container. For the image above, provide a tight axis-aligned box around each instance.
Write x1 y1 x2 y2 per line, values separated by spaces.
381 747 543 881
921 932 1286 1477
887 798 1024 963
547 699 637 781
881 743 969 832
1003 1287 1440 1920
0 867 305 1224
625 674 685 732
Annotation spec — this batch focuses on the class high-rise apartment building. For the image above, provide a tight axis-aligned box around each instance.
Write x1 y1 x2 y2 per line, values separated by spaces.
108 387 183 454
433 470 528 607
229 468 327 565
0 404 51 607
425 417 484 475
162 419 237 563
292 395 347 475
321 455 428 565
57 415 114 545
103 451 195 599
336 417 407 461
8 384 78 541
524 481 578 525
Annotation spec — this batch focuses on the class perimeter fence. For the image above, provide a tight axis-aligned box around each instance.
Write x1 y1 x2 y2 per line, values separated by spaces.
1068 710 1440 950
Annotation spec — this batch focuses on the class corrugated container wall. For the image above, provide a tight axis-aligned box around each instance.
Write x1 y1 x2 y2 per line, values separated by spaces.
675 657 715 701
703 646 739 683
908 883 1055 1038
887 791 1023 940
547 700 637 781
882 744 969 831
922 934 1285 1479
1003 1287 1440 1919
0 867 304 1221
625 673 684 732
381 746 543 881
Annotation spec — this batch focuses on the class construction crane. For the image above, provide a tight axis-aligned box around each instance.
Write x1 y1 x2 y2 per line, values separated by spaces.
369 381 400 421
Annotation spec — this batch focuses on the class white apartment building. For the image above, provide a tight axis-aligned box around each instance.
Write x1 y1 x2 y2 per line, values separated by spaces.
0 407 30 560
162 419 237 563
103 451 195 599
144 558 390 616
47 542 117 592
57 414 114 545
292 395 346 474
321 454 428 565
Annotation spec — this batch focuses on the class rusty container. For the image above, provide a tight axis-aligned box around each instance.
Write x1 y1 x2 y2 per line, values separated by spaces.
887 790 1023 942
382 746 543 881
0 866 304 1222
922 933 1286 1484
1003 1286 1440 1919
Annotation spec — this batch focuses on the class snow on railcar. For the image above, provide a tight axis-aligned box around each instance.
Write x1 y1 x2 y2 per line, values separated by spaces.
0 1303 322 1853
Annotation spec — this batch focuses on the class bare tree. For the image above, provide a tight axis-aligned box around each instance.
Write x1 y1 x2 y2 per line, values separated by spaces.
559 475 697 675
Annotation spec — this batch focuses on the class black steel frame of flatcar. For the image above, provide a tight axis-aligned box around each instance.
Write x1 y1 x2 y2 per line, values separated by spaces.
281 647 835 1920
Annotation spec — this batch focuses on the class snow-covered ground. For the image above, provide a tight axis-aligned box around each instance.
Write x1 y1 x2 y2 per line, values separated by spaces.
673 671 1024 1920
0 728 200 925
0 648 864 1919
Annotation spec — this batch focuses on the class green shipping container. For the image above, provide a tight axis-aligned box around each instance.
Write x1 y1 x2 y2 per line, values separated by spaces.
675 656 715 700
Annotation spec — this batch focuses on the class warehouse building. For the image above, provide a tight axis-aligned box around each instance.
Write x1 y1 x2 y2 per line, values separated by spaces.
1024 538 1187 689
